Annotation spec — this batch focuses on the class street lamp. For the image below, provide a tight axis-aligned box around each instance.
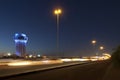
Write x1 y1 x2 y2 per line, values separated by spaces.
99 46 104 56
100 46 104 50
54 9 62 53
92 40 96 45
91 40 97 55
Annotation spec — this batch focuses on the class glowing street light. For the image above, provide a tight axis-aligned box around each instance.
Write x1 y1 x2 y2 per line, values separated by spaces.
54 9 62 53
100 46 104 50
92 40 96 45
54 9 62 15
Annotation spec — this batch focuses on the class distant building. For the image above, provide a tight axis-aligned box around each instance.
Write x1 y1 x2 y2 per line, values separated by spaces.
14 33 28 57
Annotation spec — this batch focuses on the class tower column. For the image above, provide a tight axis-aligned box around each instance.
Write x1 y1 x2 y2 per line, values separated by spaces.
14 33 28 58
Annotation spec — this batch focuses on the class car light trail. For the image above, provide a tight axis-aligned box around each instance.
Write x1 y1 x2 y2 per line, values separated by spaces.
7 61 31 66
7 60 63 66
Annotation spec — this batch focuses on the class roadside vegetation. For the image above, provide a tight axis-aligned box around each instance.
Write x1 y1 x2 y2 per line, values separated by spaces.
111 46 120 66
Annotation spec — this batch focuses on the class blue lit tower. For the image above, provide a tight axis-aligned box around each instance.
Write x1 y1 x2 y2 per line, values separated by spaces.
14 33 28 57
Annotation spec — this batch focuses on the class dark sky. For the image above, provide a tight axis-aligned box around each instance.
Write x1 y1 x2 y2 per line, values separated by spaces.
0 0 120 56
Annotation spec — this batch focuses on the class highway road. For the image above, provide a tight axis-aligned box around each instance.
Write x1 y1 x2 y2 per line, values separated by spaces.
2 61 110 80
0 61 86 77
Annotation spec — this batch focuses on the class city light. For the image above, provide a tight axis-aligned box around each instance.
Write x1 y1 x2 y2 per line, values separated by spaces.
7 53 11 56
29 55 33 58
14 40 28 43
37 54 41 57
92 40 96 44
15 33 19 36
100 46 104 50
54 9 62 15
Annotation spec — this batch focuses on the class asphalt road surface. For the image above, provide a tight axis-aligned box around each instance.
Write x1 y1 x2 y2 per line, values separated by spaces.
3 61 110 80
0 61 86 77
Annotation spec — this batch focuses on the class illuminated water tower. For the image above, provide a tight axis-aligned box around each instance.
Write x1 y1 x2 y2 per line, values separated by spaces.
14 33 28 57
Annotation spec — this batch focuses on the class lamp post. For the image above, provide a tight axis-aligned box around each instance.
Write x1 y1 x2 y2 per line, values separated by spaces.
54 9 62 53
92 40 97 55
100 46 104 56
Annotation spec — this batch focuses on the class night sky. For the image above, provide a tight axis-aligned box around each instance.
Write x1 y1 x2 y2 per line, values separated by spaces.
0 0 120 56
